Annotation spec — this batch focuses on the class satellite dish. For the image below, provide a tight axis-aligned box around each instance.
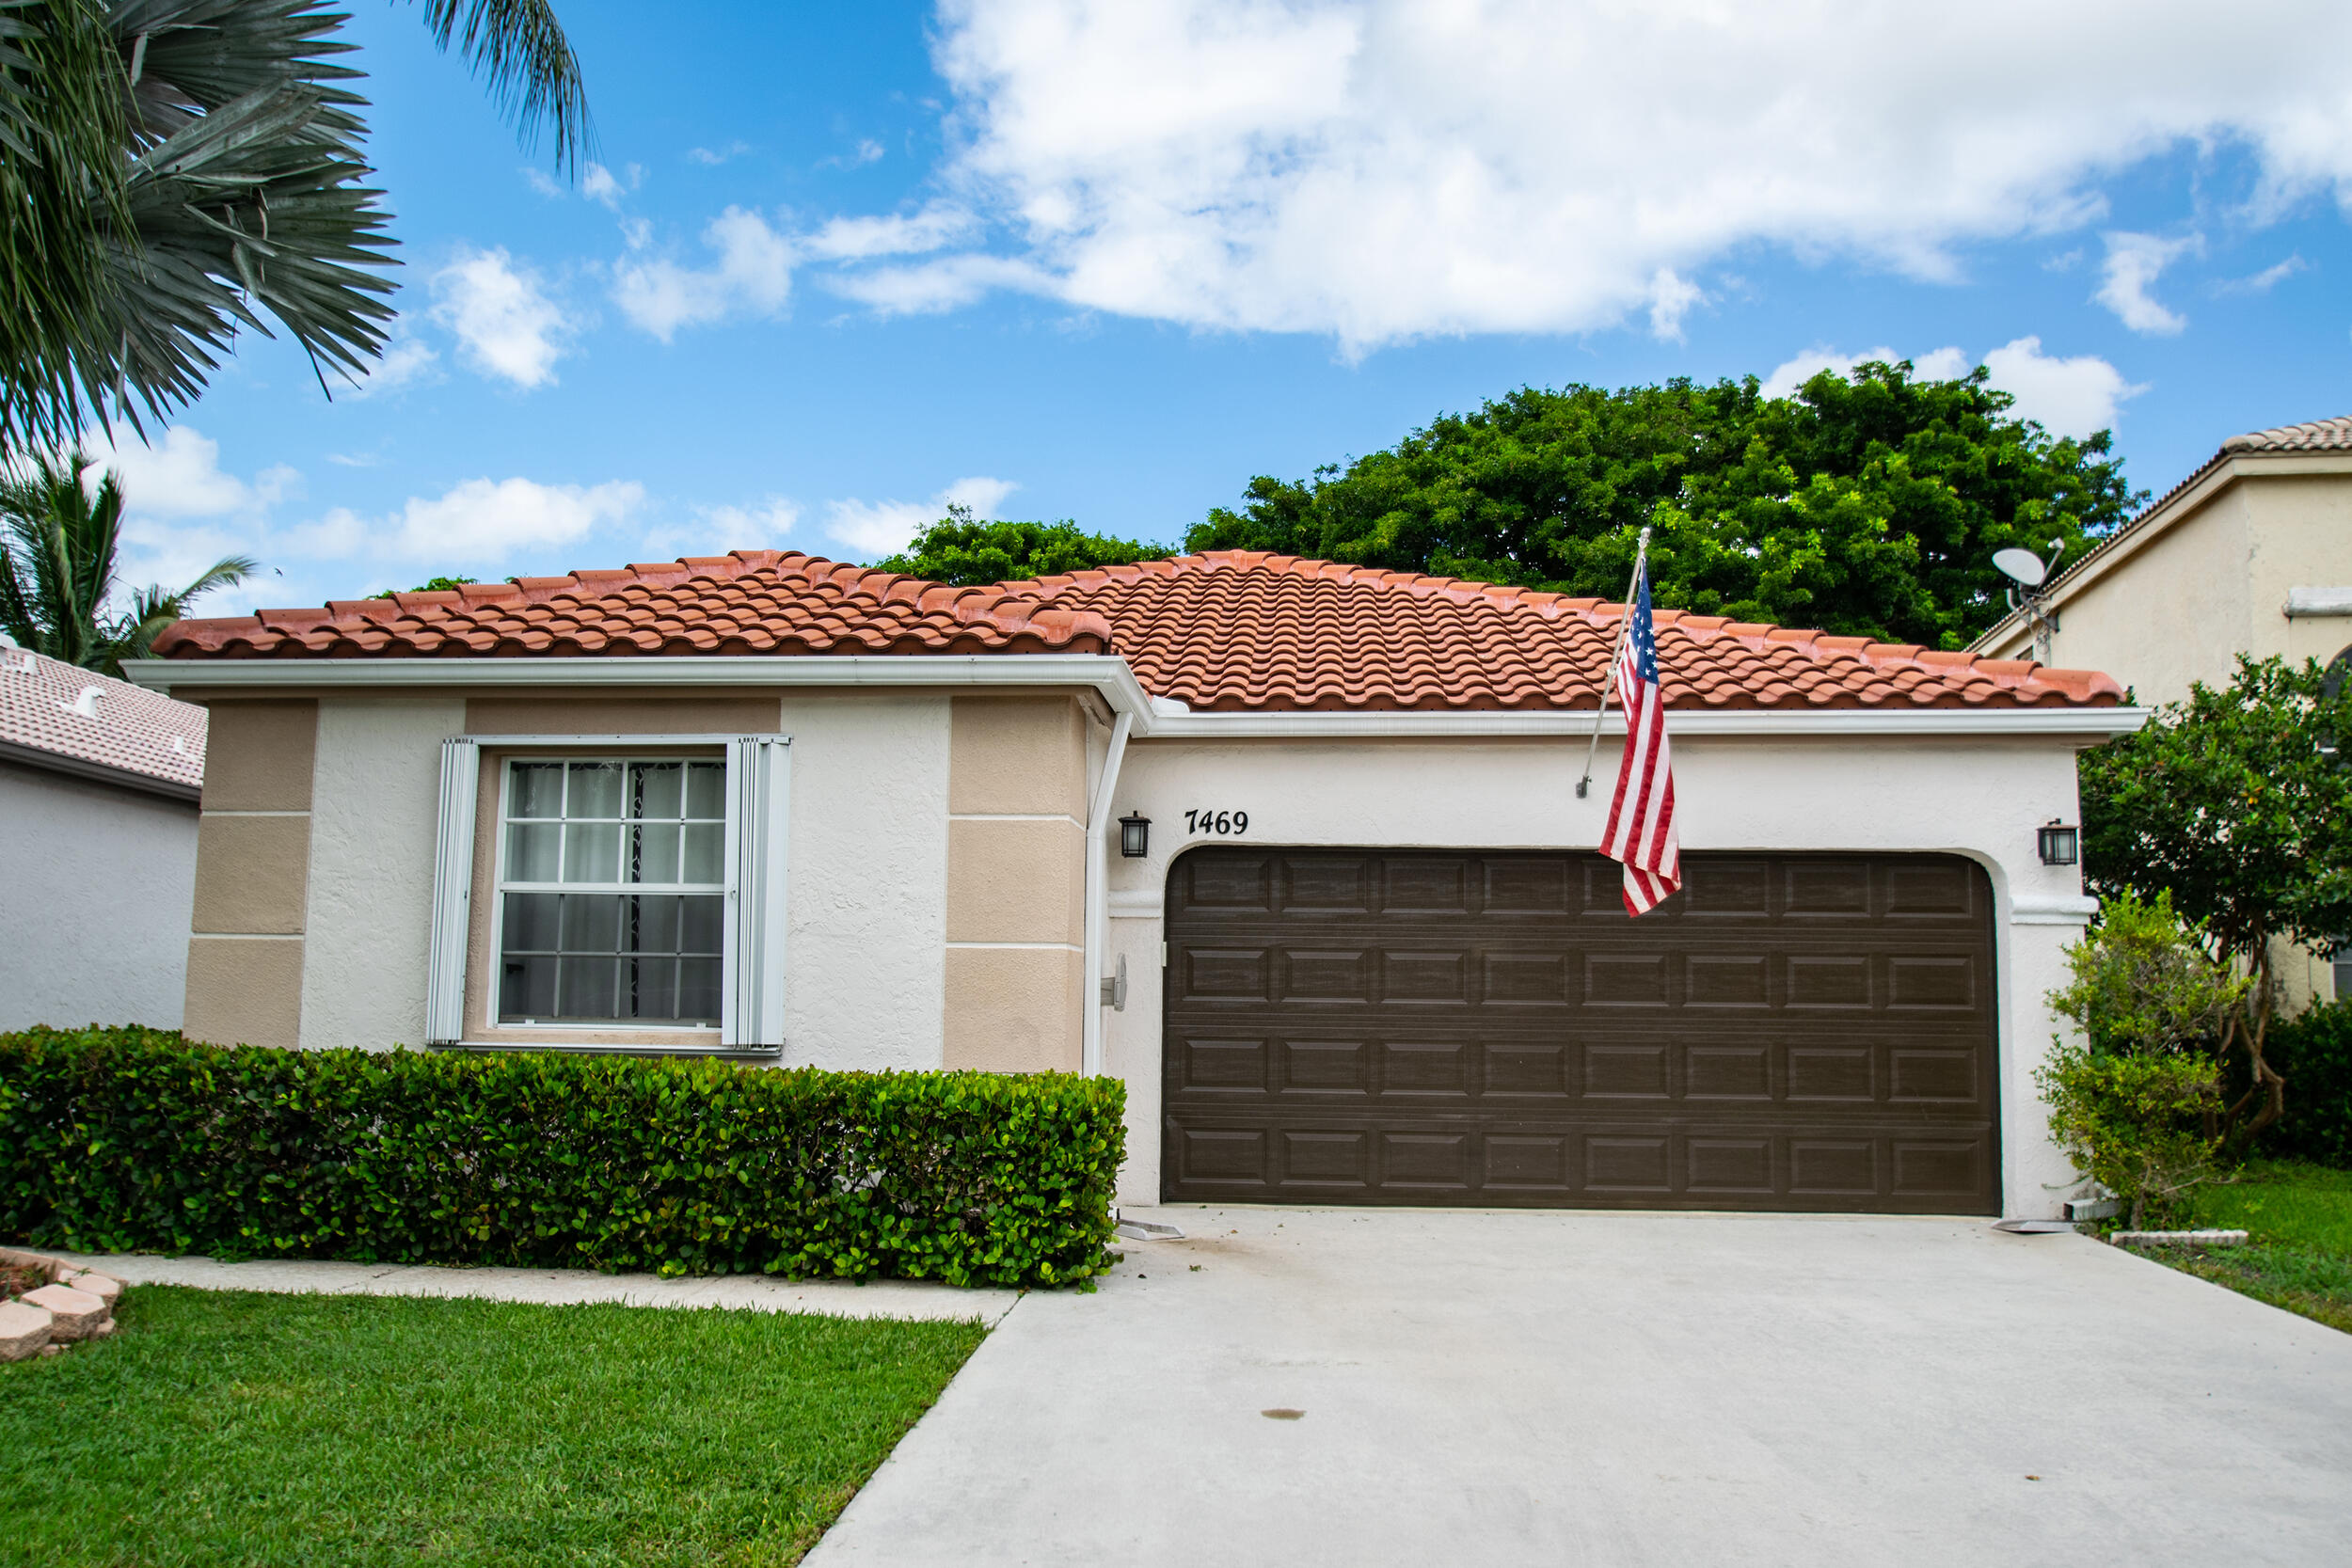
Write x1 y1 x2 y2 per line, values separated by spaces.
1993 547 2047 589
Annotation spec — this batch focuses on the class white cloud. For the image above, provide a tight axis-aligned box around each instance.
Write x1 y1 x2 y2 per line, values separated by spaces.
688 141 753 166
1980 336 2141 438
297 478 645 564
2096 231 2199 334
824 253 1055 316
1645 270 1704 342
908 0 2352 351
347 325 439 398
822 137 887 170
431 247 572 388
641 497 801 559
823 477 1018 558
612 207 794 341
1759 338 2134 437
2217 254 2308 293
803 205 977 261
580 161 644 210
521 166 564 198
81 425 297 518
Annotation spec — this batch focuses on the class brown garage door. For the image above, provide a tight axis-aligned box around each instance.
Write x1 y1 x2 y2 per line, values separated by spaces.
1161 848 1999 1213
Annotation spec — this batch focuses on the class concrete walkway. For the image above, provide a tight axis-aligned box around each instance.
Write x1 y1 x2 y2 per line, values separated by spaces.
55 1251 1018 1323
807 1206 2352 1568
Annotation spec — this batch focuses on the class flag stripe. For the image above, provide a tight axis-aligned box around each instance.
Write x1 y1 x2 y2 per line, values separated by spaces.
1598 560 1680 918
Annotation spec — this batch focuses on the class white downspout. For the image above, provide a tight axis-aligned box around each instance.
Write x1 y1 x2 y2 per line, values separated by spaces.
1082 710 1134 1077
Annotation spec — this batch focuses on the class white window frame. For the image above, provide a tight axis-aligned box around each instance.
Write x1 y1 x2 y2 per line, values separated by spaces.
426 734 790 1051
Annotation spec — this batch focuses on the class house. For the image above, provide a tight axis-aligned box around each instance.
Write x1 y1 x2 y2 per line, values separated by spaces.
130 549 2137 1219
1973 413 2352 1005
0 645 206 1033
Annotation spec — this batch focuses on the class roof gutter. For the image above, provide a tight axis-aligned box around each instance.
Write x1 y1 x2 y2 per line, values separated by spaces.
117 656 2145 739
0 736 201 801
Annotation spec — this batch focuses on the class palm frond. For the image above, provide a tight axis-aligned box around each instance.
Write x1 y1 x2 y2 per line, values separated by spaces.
412 0 585 171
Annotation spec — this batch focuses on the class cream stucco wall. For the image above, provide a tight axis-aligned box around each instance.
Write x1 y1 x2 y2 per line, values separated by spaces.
1099 733 2098 1219
1978 459 2352 1007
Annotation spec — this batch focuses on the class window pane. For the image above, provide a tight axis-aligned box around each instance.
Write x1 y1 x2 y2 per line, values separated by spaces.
632 823 681 884
633 761 684 820
500 955 556 1019
679 895 723 954
681 822 723 884
563 822 623 883
678 957 722 1020
630 956 679 1019
569 761 625 818
511 763 565 818
686 761 724 819
506 822 562 882
557 957 619 1019
632 895 682 953
503 892 561 950
560 894 621 953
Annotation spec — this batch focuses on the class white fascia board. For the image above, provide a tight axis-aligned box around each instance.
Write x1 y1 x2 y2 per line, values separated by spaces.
1139 707 2148 740
119 653 1158 726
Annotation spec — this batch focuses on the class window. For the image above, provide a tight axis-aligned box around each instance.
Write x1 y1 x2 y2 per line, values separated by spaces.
497 759 726 1026
426 736 790 1049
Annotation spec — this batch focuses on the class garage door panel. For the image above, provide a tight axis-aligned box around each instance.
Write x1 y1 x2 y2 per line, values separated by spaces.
1165 850 1998 1212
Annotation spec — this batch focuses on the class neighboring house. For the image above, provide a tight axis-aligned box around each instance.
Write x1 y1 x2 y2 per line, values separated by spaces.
0 645 206 1033
131 549 2136 1219
1974 414 2352 1006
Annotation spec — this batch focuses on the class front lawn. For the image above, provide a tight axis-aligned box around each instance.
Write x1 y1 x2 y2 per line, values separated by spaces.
2143 1162 2352 1335
0 1287 986 1567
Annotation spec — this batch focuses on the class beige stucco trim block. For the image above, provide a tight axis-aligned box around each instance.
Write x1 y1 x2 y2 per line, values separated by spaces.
183 936 304 1049
949 696 1088 817
946 816 1086 943
465 695 783 736
945 945 1084 1072
191 814 310 935
198 699 317 811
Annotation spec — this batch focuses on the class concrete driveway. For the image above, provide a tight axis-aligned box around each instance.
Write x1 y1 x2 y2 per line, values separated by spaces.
808 1206 2352 1567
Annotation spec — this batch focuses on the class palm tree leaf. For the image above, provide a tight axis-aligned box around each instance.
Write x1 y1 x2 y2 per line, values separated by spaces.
412 0 585 170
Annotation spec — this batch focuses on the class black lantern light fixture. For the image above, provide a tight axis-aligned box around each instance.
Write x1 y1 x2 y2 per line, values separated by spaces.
1119 812 1151 858
2038 819 2079 867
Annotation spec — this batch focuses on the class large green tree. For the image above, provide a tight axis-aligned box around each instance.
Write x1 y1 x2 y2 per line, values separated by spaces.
1187 362 2141 648
1 0 585 447
2079 656 2352 1148
877 506 1174 586
0 450 253 675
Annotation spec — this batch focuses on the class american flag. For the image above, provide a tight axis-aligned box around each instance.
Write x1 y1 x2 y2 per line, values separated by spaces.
1599 559 1680 915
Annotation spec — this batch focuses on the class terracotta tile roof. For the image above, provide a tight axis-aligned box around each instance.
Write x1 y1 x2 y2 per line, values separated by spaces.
153 550 1115 660
1974 410 2352 651
1015 553 2122 710
0 645 206 792
153 547 2122 711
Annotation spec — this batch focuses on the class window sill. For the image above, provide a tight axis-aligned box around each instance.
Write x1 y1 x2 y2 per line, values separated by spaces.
432 1038 785 1061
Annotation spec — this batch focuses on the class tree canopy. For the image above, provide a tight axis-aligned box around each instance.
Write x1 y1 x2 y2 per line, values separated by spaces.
1185 362 2142 649
2079 655 2352 1146
876 507 1174 586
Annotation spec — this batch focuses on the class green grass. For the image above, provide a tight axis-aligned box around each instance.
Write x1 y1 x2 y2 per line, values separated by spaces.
0 1287 987 1568
2139 1162 2352 1336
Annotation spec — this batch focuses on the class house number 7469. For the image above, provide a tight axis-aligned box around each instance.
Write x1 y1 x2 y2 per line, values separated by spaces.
1185 809 1248 835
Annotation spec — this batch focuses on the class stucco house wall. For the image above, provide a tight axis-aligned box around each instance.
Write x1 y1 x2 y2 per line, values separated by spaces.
1099 731 2097 1213
0 759 199 1033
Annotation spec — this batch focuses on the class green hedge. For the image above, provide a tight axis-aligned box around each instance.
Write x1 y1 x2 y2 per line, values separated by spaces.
0 1027 1125 1289
2264 1001 2352 1169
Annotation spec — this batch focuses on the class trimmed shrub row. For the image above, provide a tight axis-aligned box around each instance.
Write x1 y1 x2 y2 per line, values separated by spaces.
0 1026 1125 1289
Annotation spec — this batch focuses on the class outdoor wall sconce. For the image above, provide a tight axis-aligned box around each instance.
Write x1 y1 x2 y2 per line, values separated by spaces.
1120 812 1151 858
2038 820 2079 867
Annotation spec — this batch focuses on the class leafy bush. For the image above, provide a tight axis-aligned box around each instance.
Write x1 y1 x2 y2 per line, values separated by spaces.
2262 1002 2352 1169
2042 895 2242 1224
2036 1046 2221 1229
0 1027 1125 1289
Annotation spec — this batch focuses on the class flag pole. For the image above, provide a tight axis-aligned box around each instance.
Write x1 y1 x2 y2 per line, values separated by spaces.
1575 526 1651 800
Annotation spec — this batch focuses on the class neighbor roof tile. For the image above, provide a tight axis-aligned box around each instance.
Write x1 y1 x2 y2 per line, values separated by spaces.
1 646 207 789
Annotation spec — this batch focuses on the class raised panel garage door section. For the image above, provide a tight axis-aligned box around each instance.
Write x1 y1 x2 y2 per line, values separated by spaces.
1160 849 1999 1213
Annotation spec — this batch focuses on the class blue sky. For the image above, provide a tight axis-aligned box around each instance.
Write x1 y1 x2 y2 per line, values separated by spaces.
105 0 2352 614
